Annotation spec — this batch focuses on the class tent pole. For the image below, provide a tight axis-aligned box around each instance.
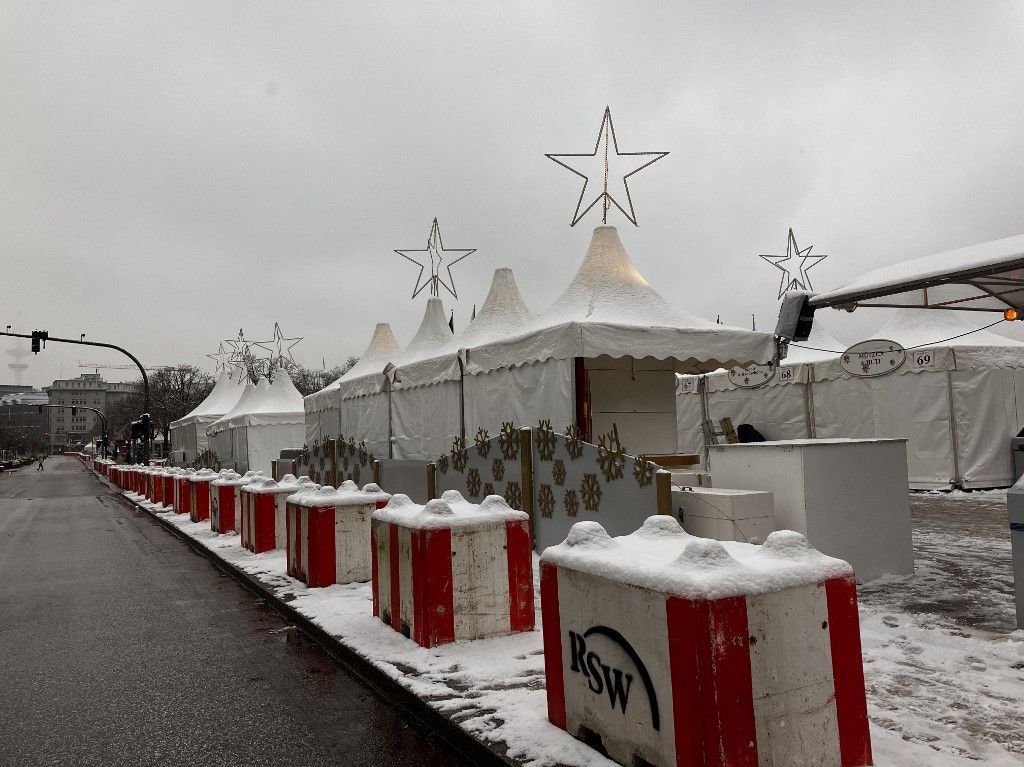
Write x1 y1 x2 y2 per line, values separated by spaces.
458 357 466 443
698 374 710 471
387 380 394 460
946 367 963 489
805 367 817 439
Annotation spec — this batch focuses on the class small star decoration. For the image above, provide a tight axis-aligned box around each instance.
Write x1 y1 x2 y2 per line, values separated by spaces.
546 106 668 227
759 228 828 299
395 218 476 299
206 342 231 375
254 323 302 369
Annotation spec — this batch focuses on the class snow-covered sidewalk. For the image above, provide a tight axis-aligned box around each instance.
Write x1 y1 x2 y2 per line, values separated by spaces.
122 489 1023 766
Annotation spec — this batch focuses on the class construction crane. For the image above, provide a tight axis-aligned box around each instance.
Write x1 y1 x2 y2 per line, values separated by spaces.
78 361 167 372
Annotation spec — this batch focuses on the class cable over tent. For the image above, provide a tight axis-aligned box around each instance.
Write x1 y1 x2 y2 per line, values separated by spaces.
681 308 1024 488
303 322 402 446
170 369 244 465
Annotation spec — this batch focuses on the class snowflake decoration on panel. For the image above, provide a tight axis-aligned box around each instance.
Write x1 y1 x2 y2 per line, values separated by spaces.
498 422 519 460
564 424 585 460
552 459 567 486
535 419 557 462
546 106 668 227
596 424 627 482
564 489 579 517
538 484 555 519
347 438 356 457
351 464 361 486
474 427 492 458
358 441 369 467
437 453 449 474
581 473 602 513
466 468 482 498
633 455 655 487
395 218 476 299
451 437 469 473
504 481 522 510
492 458 505 482
482 482 495 497
759 228 829 299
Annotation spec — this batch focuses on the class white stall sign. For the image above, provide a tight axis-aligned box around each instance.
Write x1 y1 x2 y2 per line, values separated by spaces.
908 349 939 370
841 339 906 377
728 362 775 388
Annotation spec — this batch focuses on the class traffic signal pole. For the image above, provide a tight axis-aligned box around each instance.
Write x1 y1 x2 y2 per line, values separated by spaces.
40 404 110 458
1 330 151 463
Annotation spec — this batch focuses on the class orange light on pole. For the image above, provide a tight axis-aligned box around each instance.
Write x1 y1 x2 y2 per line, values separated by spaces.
1004 308 1020 321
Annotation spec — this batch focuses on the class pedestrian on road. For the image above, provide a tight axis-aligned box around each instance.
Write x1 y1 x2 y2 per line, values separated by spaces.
37 456 44 471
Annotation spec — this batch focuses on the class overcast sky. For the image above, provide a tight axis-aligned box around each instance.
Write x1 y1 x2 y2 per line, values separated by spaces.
4 1 1024 387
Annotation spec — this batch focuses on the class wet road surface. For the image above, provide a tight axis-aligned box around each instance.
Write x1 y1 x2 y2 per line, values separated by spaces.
0 457 467 767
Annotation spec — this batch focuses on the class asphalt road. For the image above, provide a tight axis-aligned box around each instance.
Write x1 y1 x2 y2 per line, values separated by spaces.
0 457 467 767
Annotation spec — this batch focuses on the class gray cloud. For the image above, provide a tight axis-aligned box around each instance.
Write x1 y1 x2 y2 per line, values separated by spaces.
4 1 1024 386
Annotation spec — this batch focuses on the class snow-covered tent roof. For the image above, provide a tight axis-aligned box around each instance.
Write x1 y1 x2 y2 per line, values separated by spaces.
810 233 1024 313
783 317 846 364
394 268 533 388
171 369 244 429
207 378 263 435
242 367 304 425
390 297 458 388
305 322 404 410
464 226 776 375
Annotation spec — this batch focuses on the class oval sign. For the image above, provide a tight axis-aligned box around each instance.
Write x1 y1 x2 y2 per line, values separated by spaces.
841 339 906 377
728 362 775 388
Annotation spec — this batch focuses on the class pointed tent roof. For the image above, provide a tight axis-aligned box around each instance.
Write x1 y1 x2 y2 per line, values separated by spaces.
466 226 776 374
342 323 402 381
456 268 532 348
208 378 263 434
170 369 245 429
783 316 847 364
393 297 453 367
245 367 304 424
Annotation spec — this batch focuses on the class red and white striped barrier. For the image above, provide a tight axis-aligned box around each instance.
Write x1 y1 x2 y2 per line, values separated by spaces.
540 518 872 767
371 490 534 648
285 481 391 588
239 475 309 553
174 469 196 516
210 469 246 533
188 468 218 522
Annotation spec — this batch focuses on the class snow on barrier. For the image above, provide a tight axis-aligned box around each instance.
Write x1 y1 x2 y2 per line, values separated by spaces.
188 468 218 523
209 469 244 533
174 468 196 516
371 490 534 648
284 481 391 587
239 474 309 553
540 517 872 767
160 467 181 510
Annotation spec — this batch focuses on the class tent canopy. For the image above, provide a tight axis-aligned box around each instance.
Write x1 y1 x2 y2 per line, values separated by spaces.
170 369 244 429
208 378 262 435
810 233 1024 313
464 226 776 375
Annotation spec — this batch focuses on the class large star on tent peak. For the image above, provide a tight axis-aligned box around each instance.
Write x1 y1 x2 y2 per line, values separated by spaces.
395 218 476 299
759 228 829 300
546 106 669 227
253 323 303 369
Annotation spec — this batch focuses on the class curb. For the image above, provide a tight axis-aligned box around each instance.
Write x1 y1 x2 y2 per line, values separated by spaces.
99 473 513 767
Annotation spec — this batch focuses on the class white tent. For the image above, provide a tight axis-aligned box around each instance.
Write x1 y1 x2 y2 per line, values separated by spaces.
679 309 1024 488
676 319 845 460
389 297 459 460
169 369 244 465
207 369 305 474
304 322 402 447
462 226 775 454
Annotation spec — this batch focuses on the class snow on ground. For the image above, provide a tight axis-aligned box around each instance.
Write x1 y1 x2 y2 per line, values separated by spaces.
124 490 1024 766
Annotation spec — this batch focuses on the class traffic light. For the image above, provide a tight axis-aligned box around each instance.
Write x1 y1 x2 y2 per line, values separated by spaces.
30 330 48 354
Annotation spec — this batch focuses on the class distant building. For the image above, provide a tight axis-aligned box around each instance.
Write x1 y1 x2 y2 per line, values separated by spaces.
0 388 48 453
45 373 140 451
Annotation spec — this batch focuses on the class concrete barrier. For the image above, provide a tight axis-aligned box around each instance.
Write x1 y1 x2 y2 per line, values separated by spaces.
174 468 196 516
284 481 391 587
673 487 774 543
188 468 218 523
240 474 310 553
540 517 872 767
210 469 244 533
371 490 534 648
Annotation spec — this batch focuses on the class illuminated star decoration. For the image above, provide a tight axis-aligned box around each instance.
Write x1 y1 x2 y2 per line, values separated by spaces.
546 106 668 227
224 329 269 381
206 342 232 375
253 323 303 370
395 218 476 299
759 228 829 300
